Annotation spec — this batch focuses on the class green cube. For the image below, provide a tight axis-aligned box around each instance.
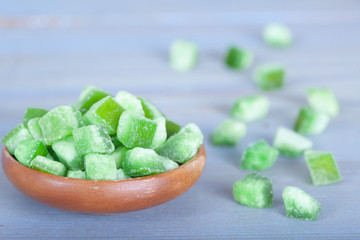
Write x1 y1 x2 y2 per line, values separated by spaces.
211 119 246 146
294 106 330 135
156 123 203 164
27 117 44 142
83 96 124 135
107 146 129 169
231 95 269 123
166 120 181 139
116 169 130 180
282 186 321 221
117 111 166 149
273 127 313 158
139 97 165 120
253 63 285 91
307 88 339 117
263 23 292 48
224 46 253 70
160 156 179 171
39 105 84 145
67 170 85 179
23 107 48 126
73 125 115 155
169 40 198 72
77 85 110 114
305 150 342 186
233 173 273 208
31 156 67 176
2 123 33 155
14 140 48 167
241 140 279 170
115 91 145 116
52 136 84 171
84 154 117 180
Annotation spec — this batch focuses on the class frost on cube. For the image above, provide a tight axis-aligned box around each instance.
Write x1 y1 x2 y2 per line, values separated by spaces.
84 154 117 180
231 95 269 122
31 156 67 176
282 186 321 221
241 140 279 170
52 136 84 171
73 125 115 155
156 123 203 164
115 91 145 116
305 150 342 186
169 40 198 72
23 107 48 126
77 85 110 114
224 46 253 70
139 97 164 120
67 170 85 179
294 106 330 135
27 118 44 142
14 139 48 167
1 123 33 155
263 23 292 48
307 88 339 117
253 63 285 91
233 173 273 208
211 119 246 146
273 127 313 158
38 105 84 145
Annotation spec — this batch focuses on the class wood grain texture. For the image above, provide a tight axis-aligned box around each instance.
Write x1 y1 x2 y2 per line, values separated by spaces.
0 0 359 239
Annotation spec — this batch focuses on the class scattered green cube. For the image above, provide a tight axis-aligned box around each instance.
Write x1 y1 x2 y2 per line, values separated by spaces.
52 136 84 171
67 170 85 179
224 46 253 70
241 140 279 170
139 97 165 120
107 146 130 169
115 91 145 116
77 85 110 114
273 127 313 158
305 150 342 186
14 140 48 167
23 107 48 126
253 63 285 91
27 117 44 142
116 169 130 180
233 173 273 208
294 106 330 135
211 119 246 146
156 123 203 164
282 186 321 221
166 120 181 139
31 156 67 176
307 88 339 117
263 23 292 48
2 123 33 155
231 95 269 122
38 105 84 145
84 153 117 180
169 40 198 72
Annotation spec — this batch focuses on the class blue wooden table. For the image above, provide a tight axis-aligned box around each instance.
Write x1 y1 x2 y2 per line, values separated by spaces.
0 1 359 239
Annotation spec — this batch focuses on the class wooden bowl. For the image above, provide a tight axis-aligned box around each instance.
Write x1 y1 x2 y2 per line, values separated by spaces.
1 145 206 214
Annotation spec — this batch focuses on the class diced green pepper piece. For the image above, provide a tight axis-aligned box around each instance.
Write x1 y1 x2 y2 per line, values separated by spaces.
67 170 85 179
73 125 114 155
77 85 110 114
253 63 285 91
14 139 48 167
224 46 253 70
231 95 269 123
115 91 145 116
156 123 203 164
139 97 165 120
169 40 198 72
273 127 313 158
107 146 129 169
294 106 330 135
83 96 124 135
305 150 342 186
52 136 84 171
233 173 273 208
23 107 48 126
166 120 181 139
116 169 130 180
84 153 117 180
27 117 44 142
31 156 67 176
282 186 321 221
2 123 33 155
241 140 279 170
263 23 292 48
211 119 246 146
307 88 339 117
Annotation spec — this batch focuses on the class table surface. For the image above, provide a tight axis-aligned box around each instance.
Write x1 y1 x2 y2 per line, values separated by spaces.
0 1 359 239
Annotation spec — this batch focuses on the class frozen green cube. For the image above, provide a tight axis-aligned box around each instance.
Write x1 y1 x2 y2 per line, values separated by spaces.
233 173 273 208
283 186 321 221
253 63 285 91
241 140 279 170
263 23 292 48
116 169 130 180
231 95 269 123
307 88 339 117
108 146 129 169
273 127 313 158
224 46 253 70
84 154 117 180
27 118 44 142
169 40 198 72
117 111 166 149
52 136 84 171
305 150 342 186
39 105 84 145
31 156 67 176
77 85 110 114
139 97 165 120
14 140 48 167
115 91 145 116
23 107 48 126
166 120 181 139
73 125 114 155
67 170 85 179
211 119 246 146
294 106 330 135
83 96 124 135
123 148 167 177
156 123 203 164
2 123 33 155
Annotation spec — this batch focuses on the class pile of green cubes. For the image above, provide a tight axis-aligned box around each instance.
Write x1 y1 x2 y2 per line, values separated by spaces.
2 86 204 180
